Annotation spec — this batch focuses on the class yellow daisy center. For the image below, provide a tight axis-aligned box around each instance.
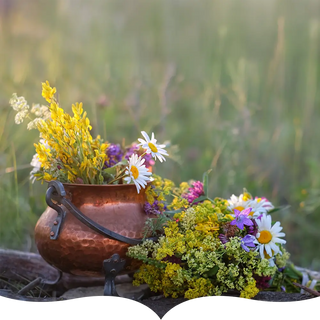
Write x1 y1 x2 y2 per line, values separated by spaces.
264 249 275 259
148 142 158 153
258 230 272 244
234 206 245 212
130 165 139 180
248 210 254 217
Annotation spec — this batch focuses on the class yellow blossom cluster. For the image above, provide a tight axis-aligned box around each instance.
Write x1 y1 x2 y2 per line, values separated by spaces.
33 81 109 184
184 278 215 299
145 184 165 211
240 279 260 299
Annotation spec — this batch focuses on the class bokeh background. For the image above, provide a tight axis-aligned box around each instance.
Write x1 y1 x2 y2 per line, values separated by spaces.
1 0 320 270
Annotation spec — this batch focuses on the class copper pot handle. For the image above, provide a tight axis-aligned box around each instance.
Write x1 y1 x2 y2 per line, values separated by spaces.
46 181 158 245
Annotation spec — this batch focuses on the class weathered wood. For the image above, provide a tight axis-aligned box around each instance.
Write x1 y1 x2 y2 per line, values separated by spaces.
293 282 320 297
0 249 106 294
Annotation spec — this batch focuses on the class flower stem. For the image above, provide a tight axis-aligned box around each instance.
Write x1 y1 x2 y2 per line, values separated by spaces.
108 167 128 184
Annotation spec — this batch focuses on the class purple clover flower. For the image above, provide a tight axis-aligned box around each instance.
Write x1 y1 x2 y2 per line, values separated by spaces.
230 208 253 230
240 234 256 252
182 181 205 204
105 144 123 168
254 275 272 290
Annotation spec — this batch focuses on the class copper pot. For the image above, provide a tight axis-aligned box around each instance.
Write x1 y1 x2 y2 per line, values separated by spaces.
34 182 155 277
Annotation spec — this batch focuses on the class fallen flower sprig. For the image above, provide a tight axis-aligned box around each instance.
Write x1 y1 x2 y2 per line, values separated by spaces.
127 173 319 299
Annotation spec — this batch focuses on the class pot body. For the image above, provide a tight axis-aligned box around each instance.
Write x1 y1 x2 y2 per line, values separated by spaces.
34 183 153 277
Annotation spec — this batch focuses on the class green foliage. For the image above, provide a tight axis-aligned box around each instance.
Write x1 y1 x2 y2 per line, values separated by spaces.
0 0 320 269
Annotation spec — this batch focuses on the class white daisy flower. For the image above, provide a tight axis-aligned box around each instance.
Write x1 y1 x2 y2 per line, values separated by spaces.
137 131 168 162
227 194 251 213
254 214 286 260
123 153 152 193
227 194 274 218
254 197 274 210
245 198 274 218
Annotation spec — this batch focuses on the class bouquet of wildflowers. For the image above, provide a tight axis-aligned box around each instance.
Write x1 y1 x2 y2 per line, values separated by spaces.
10 81 320 299
9 81 168 193
127 173 320 299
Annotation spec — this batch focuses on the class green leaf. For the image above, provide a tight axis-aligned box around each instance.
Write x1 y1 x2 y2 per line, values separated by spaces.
268 205 290 214
283 264 302 280
164 209 183 217
202 169 212 196
191 195 209 204
102 160 128 175
205 265 219 277
102 167 117 175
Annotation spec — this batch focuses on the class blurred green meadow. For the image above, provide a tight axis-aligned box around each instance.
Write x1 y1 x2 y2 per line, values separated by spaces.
1 0 320 269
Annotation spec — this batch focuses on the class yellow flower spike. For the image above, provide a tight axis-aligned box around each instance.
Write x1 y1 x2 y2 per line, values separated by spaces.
42 81 56 103
67 171 77 183
85 118 92 130
43 173 56 181
242 188 253 201
72 102 83 120
100 143 108 151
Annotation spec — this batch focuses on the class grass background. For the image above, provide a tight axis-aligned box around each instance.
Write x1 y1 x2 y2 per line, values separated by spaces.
1 0 320 270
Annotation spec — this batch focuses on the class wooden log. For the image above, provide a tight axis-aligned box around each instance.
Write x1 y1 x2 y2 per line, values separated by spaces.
0 249 108 294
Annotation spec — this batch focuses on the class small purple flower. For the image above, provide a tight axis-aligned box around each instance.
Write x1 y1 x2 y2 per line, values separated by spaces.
182 181 205 204
105 144 123 167
218 234 229 244
281 286 286 292
240 234 256 252
247 219 259 237
143 199 166 215
230 208 254 230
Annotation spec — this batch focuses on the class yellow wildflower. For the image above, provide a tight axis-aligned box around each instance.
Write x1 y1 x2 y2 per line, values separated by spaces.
42 81 56 103
67 171 76 183
179 182 190 194
43 173 56 181
169 196 189 210
240 279 259 299
185 278 214 299
72 102 83 120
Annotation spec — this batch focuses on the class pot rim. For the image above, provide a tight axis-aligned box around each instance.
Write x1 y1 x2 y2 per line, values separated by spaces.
47 181 151 188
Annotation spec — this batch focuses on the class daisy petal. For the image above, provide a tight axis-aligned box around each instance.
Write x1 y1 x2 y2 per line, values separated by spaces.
265 244 273 258
259 244 265 259
141 131 150 142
